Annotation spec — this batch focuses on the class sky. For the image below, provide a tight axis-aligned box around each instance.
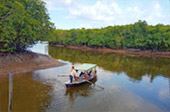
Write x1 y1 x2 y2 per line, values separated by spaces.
42 0 170 29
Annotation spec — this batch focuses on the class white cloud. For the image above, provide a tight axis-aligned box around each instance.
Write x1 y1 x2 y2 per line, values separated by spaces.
61 0 73 5
42 0 169 29
42 0 74 11
69 0 120 22
143 1 167 25
42 0 58 11
70 0 168 26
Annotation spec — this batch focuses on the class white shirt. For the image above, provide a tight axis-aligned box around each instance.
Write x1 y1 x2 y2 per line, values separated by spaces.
70 69 76 77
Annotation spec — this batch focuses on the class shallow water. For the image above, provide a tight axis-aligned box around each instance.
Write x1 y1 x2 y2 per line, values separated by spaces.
0 45 170 112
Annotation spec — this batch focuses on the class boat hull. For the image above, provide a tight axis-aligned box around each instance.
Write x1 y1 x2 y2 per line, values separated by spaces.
65 76 97 89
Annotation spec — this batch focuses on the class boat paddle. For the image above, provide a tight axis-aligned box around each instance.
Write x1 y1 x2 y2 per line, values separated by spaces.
57 75 69 77
84 80 104 90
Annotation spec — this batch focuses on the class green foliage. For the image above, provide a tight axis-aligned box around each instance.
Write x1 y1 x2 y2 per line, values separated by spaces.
48 20 170 51
0 0 54 52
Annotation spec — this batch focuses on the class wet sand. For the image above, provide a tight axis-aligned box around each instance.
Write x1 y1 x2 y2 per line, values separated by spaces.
52 44 170 58
0 52 65 77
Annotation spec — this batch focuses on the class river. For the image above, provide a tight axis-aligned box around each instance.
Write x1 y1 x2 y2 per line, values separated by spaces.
0 43 170 112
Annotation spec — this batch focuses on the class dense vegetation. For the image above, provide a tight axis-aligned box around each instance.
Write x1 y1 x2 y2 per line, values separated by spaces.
0 0 54 53
48 20 170 51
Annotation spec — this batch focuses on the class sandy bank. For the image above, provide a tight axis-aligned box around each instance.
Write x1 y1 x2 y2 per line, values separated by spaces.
52 44 170 58
0 52 66 77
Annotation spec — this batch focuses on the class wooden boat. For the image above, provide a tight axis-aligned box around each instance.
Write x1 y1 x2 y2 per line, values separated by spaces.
65 63 97 89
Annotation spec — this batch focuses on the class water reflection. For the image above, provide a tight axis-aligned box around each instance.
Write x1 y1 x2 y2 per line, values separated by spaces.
47 46 170 112
31 66 170 112
0 72 50 112
49 46 170 81
1 44 170 112
65 77 97 104
169 78 170 95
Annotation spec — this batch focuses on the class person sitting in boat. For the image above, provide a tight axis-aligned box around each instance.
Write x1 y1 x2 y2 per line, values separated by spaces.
88 70 92 77
83 71 92 80
70 66 76 83
79 71 85 77
84 71 89 79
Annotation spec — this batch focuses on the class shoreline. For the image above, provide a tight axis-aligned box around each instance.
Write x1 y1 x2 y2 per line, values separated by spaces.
0 52 66 77
51 44 170 58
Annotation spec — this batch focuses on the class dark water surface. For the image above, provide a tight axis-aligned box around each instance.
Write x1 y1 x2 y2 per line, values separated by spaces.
1 45 170 112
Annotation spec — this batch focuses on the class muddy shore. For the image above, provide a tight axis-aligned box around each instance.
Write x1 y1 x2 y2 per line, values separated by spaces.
52 44 170 58
0 52 65 77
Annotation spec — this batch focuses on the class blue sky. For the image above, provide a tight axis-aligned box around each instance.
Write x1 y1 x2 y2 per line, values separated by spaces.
42 0 170 29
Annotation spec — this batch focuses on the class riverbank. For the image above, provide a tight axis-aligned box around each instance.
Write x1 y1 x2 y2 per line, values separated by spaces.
51 44 170 58
0 52 66 77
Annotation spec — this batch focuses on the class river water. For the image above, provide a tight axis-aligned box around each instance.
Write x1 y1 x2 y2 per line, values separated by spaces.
0 44 170 112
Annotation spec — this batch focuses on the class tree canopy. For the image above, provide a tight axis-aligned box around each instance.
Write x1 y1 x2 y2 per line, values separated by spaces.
48 20 170 51
0 0 54 53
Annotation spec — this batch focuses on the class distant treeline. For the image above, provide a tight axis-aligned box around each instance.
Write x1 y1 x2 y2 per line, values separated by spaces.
48 20 170 51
